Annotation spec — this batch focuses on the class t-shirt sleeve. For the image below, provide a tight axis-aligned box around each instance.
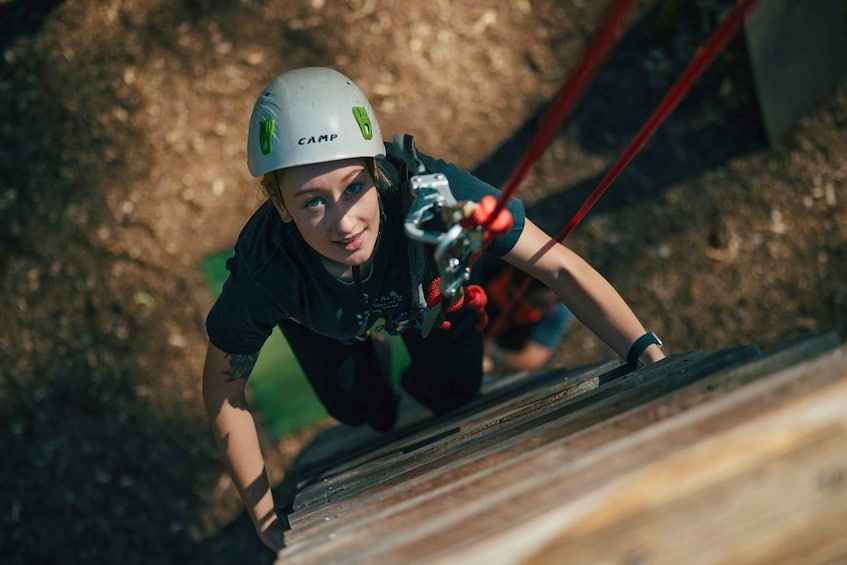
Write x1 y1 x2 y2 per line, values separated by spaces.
468 252 507 286
528 304 572 349
417 152 526 257
205 256 279 355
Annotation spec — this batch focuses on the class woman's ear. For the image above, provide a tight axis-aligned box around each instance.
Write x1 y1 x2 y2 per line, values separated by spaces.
263 175 292 223
269 195 292 223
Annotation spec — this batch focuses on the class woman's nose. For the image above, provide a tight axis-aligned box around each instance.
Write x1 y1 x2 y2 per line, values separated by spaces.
332 202 356 233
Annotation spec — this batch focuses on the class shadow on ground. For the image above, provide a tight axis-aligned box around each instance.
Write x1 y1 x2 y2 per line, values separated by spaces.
472 1 767 235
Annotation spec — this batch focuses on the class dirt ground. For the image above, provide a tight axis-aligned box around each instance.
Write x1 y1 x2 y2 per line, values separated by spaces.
1 0 845 562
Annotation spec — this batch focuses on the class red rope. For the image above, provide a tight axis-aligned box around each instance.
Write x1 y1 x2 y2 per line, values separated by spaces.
472 0 637 267
477 0 639 337
556 0 762 243
485 272 535 340
488 0 640 223
486 0 762 339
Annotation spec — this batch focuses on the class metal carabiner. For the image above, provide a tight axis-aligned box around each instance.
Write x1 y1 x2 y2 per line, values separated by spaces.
404 169 486 299
434 224 477 300
403 173 457 245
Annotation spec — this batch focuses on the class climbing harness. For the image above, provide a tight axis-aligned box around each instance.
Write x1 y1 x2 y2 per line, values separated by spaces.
397 134 512 336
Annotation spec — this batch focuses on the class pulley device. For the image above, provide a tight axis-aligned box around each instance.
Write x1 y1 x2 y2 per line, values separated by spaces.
405 174 481 300
396 134 510 336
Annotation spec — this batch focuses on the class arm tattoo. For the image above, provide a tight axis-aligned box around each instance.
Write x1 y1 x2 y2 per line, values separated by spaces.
223 352 259 382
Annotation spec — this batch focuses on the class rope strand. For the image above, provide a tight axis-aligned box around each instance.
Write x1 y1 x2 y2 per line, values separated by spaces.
557 0 762 243
486 0 762 338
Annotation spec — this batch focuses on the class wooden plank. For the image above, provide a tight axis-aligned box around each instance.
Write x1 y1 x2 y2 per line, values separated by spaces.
397 345 847 565
291 360 644 520
744 0 847 144
289 352 707 519
279 342 846 564
282 349 749 553
456 364 847 564
522 423 847 565
293 361 620 487
479 360 626 396
284 337 827 548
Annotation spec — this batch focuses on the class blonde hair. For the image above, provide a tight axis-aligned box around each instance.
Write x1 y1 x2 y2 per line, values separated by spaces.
261 171 283 202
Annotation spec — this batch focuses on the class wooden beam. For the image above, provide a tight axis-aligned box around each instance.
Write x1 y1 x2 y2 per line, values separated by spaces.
432 346 847 564
276 336 844 564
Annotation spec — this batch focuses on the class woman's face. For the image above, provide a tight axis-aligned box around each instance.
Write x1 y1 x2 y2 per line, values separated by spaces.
272 158 381 278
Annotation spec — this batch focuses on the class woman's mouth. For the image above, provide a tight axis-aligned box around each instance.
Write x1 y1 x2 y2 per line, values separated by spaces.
337 230 365 253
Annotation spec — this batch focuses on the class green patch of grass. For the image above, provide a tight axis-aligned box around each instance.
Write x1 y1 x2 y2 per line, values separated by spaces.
201 250 409 440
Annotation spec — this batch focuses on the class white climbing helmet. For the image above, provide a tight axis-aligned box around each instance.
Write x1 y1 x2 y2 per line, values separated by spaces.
246 67 385 177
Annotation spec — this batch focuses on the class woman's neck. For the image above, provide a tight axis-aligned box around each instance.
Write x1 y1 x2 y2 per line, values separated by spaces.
322 257 372 282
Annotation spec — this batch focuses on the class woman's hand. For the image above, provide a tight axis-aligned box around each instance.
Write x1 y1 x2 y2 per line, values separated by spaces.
258 516 287 552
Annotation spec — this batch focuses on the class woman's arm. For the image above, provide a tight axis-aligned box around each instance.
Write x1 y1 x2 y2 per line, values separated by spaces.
502 220 664 366
201 343 286 551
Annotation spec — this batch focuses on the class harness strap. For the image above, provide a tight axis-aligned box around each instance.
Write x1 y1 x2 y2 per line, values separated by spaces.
395 134 434 325
393 134 504 335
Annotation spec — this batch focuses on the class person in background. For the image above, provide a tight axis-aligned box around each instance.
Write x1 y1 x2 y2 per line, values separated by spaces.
201 67 665 552
471 254 572 374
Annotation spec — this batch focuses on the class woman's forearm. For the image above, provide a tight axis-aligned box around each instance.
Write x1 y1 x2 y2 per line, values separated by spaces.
202 344 277 533
211 396 277 531
505 221 665 364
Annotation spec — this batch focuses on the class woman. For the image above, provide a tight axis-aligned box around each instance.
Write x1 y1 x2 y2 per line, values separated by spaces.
202 67 664 551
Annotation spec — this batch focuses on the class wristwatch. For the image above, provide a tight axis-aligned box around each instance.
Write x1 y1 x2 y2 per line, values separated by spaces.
626 331 663 368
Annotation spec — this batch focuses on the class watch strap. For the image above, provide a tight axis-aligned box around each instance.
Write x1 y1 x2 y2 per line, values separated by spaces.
627 331 662 368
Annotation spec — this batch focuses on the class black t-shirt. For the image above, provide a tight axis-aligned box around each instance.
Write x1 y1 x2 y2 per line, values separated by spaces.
206 142 526 355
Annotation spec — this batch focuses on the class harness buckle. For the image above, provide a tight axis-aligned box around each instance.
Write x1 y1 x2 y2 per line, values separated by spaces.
404 174 483 303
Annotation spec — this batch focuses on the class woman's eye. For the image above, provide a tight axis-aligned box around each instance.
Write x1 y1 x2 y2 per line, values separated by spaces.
345 183 363 196
305 197 324 209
